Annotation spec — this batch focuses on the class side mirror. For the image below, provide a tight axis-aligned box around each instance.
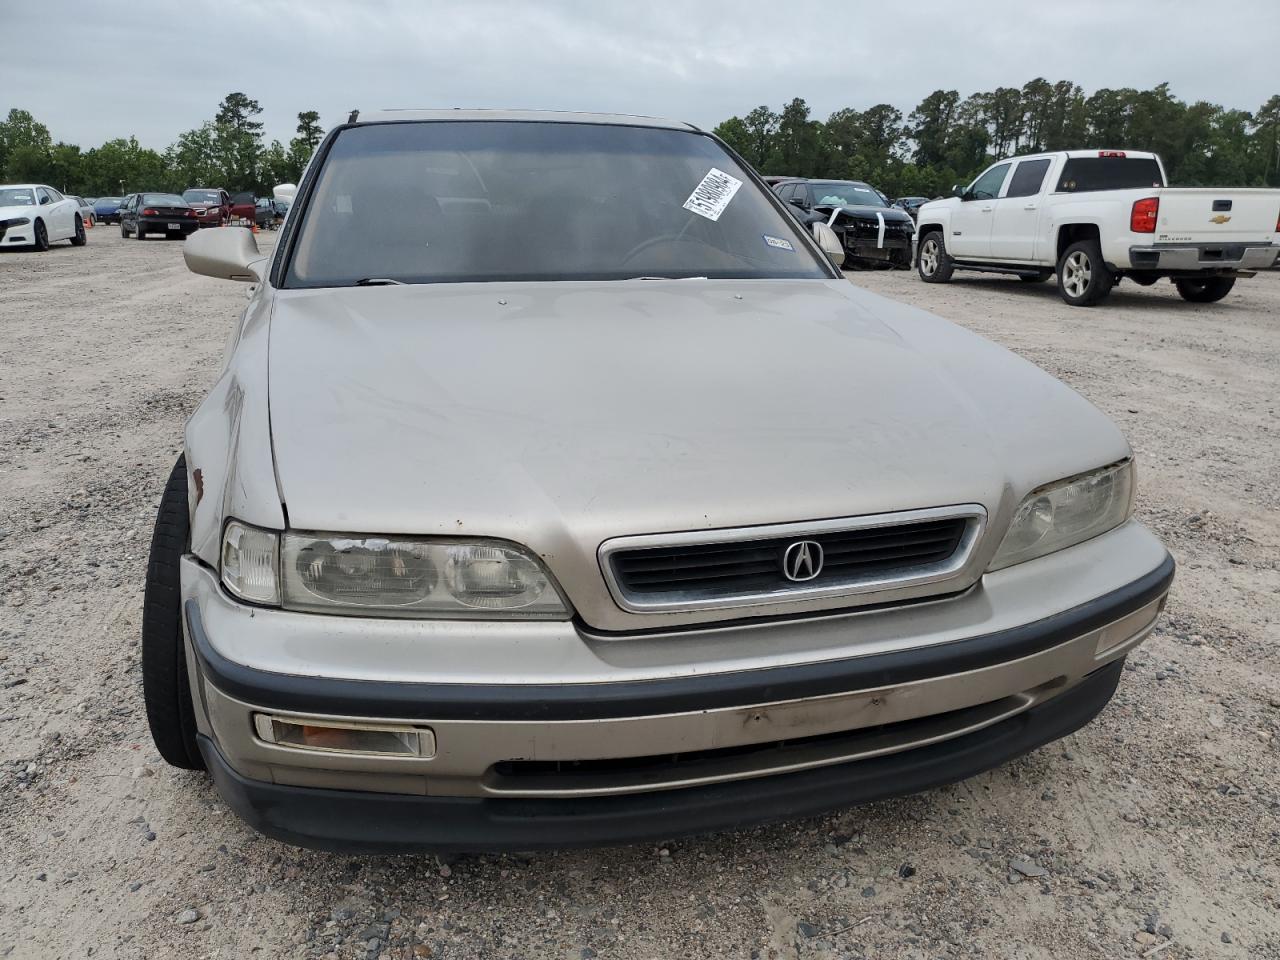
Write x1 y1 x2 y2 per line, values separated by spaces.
951 184 966 199
39 196 50 205
184 226 264 282
788 196 807 208
811 222 844 268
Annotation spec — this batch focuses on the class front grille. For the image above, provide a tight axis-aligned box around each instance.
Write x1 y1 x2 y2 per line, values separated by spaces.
603 508 981 612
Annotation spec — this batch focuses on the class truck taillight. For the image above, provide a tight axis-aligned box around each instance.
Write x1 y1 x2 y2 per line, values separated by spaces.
1098 150 1127 158
1131 197 1159 233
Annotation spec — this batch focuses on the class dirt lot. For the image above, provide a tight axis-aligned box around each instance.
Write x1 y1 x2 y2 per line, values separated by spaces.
1 229 1277 959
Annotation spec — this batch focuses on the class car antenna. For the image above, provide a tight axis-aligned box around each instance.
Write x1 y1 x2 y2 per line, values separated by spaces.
348 109 360 124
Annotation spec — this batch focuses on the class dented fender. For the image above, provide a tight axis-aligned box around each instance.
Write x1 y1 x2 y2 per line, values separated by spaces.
185 292 284 567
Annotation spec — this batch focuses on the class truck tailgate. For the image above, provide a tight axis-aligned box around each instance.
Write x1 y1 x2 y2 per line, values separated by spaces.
1154 188 1280 243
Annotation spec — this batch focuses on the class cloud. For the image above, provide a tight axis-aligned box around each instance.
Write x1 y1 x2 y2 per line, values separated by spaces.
4 0 1277 150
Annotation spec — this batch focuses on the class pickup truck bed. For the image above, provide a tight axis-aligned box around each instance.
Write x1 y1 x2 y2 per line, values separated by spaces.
915 151 1280 306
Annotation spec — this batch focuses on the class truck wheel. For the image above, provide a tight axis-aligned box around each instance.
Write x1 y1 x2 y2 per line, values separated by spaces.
1174 277 1235 303
917 232 953 283
1056 240 1113 306
141 455 205 770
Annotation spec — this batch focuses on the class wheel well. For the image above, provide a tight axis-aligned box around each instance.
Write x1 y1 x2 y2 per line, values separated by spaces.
1056 223 1099 260
918 223 944 241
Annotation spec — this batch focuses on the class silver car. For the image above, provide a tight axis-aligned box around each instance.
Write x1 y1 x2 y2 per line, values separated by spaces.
142 110 1174 852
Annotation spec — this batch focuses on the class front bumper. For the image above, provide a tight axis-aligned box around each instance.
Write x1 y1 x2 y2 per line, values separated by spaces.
1127 242 1279 272
182 523 1173 850
198 657 1127 853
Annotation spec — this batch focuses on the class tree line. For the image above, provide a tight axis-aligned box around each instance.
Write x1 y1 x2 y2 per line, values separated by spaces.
5 80 1280 201
0 93 323 198
713 80 1280 198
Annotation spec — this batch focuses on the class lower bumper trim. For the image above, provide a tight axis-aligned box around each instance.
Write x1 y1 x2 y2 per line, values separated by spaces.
198 658 1124 853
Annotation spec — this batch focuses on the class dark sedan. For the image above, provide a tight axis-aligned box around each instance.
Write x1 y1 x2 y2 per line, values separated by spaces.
119 193 199 239
94 196 124 223
892 196 931 221
773 179 914 268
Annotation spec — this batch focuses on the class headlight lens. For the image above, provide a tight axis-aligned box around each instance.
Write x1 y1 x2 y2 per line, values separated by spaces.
988 461 1134 571
279 533 569 619
220 520 281 604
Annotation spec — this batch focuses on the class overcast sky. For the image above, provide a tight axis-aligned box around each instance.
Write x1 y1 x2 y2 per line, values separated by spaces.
5 0 1278 150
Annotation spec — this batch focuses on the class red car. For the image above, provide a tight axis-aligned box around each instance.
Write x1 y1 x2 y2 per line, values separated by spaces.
181 188 231 227
228 191 257 226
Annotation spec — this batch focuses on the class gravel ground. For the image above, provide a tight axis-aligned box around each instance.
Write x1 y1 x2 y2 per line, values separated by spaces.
1 230 1277 959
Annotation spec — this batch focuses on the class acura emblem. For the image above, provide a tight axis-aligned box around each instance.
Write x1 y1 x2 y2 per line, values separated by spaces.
782 540 824 582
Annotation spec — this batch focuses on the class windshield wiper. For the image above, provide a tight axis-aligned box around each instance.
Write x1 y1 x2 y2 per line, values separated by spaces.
353 277 406 286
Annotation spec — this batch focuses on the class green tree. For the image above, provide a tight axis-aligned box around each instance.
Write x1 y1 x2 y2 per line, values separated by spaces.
0 108 53 179
213 91 265 191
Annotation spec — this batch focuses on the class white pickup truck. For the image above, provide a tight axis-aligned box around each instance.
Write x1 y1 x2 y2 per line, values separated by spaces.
914 150 1280 306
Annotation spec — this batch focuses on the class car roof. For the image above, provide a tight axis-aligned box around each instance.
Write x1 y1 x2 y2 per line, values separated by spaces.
353 108 698 131
0 183 49 190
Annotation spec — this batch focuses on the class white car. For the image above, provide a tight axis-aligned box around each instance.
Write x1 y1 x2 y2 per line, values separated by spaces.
914 151 1280 306
0 183 89 250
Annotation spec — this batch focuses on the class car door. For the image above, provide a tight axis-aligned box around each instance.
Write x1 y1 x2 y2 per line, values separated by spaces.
989 157 1052 261
121 195 137 231
35 187 60 238
948 162 1011 259
49 189 75 237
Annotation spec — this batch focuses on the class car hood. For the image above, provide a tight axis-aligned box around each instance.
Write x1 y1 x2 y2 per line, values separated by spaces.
266 278 1127 628
817 204 913 223
0 204 37 222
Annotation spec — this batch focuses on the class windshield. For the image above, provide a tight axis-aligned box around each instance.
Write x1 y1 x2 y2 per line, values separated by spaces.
808 182 887 208
97 197 121 205
286 121 829 287
143 193 186 205
0 188 35 206
183 189 220 203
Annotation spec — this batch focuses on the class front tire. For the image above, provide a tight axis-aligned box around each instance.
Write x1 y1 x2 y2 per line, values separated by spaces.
917 231 954 283
1056 240 1113 306
70 215 87 246
1175 277 1235 303
141 455 205 770
32 218 49 251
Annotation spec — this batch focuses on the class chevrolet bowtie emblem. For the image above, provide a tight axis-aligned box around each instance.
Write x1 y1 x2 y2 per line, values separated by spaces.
1209 214 1232 224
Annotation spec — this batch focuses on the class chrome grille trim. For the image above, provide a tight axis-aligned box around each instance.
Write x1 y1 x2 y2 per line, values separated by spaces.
598 505 987 614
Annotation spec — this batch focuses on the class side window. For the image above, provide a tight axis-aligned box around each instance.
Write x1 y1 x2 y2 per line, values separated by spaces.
36 188 51 204
47 188 64 202
1006 159 1051 199
780 183 797 203
968 163 1010 201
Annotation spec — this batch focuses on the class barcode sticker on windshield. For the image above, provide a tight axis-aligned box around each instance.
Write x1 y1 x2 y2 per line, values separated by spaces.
683 167 742 221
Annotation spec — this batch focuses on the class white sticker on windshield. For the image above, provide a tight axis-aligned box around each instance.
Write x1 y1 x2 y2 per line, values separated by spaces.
682 167 743 221
762 234 794 252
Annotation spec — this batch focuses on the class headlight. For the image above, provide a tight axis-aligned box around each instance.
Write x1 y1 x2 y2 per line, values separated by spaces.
220 520 281 604
988 460 1134 571
280 532 569 619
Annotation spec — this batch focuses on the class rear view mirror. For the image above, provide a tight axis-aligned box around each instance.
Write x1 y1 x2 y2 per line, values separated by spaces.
811 222 844 268
184 226 265 282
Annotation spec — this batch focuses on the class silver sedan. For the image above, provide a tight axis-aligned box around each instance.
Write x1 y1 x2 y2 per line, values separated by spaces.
141 110 1174 852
